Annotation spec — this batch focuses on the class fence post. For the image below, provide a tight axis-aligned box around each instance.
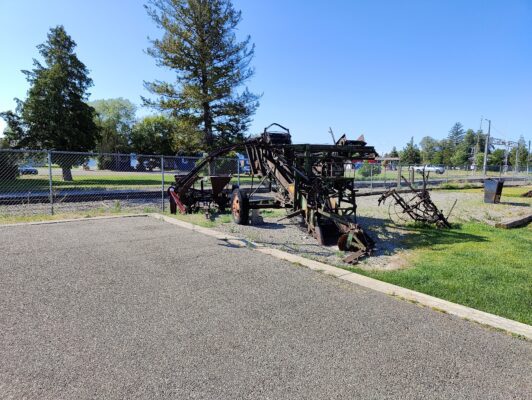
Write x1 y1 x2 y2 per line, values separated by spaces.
397 164 401 188
161 155 165 212
48 150 54 215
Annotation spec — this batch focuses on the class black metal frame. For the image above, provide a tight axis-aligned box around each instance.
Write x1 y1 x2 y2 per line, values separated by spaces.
168 123 379 263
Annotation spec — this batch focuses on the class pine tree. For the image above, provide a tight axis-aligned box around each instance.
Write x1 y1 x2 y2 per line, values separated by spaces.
389 146 399 158
144 0 259 151
0 26 98 180
448 122 465 145
399 137 421 165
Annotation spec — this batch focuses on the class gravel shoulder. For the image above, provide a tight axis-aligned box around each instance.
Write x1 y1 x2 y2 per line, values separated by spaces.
213 190 531 270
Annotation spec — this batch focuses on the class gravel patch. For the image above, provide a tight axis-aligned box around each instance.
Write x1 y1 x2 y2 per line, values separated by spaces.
213 190 531 271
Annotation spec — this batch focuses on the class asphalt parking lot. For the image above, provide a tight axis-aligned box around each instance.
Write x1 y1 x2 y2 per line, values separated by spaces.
0 216 530 399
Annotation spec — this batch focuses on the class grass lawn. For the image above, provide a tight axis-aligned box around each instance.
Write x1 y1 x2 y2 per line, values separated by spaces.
440 184 531 198
353 222 532 325
0 207 159 225
0 173 255 192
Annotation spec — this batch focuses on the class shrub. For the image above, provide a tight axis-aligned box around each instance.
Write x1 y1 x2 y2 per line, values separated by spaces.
358 161 381 178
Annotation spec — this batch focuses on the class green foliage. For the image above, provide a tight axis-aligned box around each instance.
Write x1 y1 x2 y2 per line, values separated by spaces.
132 115 187 155
508 136 530 169
90 98 137 169
389 146 399 158
489 148 505 166
448 122 465 145
399 138 421 164
419 136 439 164
450 146 469 167
0 26 98 180
144 0 259 150
358 161 381 177
0 138 19 181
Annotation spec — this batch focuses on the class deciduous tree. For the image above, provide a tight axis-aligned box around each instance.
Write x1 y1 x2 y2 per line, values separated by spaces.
90 98 137 169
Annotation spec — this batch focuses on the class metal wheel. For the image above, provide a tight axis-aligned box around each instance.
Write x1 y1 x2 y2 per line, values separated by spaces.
388 202 408 226
337 231 368 252
231 189 249 225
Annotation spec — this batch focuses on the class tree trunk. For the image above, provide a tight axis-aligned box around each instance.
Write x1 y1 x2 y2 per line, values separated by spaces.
62 167 73 181
203 102 213 149
203 101 215 175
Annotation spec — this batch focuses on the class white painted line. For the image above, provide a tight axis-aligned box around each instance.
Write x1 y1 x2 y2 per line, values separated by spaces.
149 213 532 340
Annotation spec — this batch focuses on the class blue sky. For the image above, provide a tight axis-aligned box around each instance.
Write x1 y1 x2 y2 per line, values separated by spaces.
1 0 530 153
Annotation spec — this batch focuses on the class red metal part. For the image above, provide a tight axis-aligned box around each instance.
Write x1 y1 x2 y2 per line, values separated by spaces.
168 187 187 214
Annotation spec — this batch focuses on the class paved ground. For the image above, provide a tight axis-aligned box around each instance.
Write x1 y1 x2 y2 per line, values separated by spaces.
0 216 530 399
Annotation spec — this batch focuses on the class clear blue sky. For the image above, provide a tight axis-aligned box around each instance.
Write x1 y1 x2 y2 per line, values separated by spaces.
1 0 530 153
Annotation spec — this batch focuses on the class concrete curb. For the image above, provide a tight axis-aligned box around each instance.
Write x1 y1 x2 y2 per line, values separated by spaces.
150 213 532 340
0 213 148 228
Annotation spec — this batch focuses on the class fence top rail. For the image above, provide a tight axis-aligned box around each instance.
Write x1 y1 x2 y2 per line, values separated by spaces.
0 148 237 161
0 148 48 154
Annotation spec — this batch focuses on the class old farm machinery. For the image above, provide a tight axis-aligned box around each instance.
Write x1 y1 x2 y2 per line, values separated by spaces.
377 173 452 228
168 123 379 263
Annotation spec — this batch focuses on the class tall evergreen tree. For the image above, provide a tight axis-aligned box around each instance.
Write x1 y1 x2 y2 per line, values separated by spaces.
144 0 259 151
448 122 465 145
389 146 399 158
399 137 421 165
0 26 98 180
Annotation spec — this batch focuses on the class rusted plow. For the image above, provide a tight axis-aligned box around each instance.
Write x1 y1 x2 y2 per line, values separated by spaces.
378 173 452 228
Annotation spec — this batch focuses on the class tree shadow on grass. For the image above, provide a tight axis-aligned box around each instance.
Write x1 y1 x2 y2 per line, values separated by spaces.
498 201 530 207
214 214 489 261
349 216 487 256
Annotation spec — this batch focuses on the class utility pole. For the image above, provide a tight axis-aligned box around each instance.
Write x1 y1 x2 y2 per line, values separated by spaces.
482 119 491 175
515 143 519 174
526 140 530 176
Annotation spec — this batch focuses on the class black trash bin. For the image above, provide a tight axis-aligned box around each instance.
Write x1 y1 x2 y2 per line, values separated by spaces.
484 179 504 203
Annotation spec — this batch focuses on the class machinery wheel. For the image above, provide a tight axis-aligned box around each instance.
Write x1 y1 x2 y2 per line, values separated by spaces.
231 189 249 225
337 230 374 252
337 234 351 251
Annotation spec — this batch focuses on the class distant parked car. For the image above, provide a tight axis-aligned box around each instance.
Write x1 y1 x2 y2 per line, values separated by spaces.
18 166 38 175
414 165 445 174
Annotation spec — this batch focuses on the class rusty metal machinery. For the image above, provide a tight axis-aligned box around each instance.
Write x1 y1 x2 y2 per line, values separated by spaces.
378 173 452 228
168 123 379 263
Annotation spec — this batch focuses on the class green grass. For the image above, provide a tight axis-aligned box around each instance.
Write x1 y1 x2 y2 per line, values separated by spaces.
0 173 255 192
351 222 532 324
439 184 532 198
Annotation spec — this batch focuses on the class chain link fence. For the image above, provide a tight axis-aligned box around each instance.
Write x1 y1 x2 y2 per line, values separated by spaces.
347 162 530 189
0 149 240 216
0 149 530 217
